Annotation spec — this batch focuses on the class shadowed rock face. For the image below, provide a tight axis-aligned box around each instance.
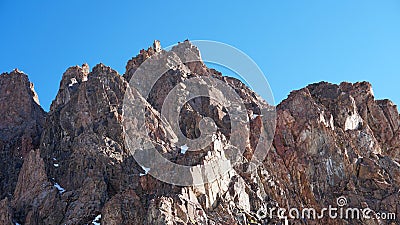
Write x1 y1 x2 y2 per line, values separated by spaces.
0 70 46 201
0 41 399 224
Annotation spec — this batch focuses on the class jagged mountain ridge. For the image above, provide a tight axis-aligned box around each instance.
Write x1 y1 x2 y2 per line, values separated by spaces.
0 40 399 225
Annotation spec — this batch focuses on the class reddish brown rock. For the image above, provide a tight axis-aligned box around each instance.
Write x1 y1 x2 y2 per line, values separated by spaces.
12 150 65 225
270 82 400 224
1 41 399 225
40 63 142 224
101 189 144 225
0 69 46 200
0 198 13 224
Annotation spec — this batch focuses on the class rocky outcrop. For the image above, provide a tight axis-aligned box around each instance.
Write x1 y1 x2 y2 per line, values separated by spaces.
270 81 400 224
0 69 46 200
12 150 65 225
39 63 139 224
0 40 398 224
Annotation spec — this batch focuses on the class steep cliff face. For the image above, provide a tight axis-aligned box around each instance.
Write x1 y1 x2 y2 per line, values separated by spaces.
0 41 399 225
39 63 137 225
271 82 400 224
0 70 46 200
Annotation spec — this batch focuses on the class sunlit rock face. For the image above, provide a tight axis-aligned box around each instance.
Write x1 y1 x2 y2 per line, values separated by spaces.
0 41 399 224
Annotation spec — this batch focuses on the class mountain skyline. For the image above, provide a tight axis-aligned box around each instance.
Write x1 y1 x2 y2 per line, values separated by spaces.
1 40 399 224
1 1 399 111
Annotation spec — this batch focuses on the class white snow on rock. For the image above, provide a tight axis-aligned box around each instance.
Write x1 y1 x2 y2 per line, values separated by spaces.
140 166 150 176
68 78 78 87
329 115 335 130
180 144 189 154
345 113 363 131
54 182 66 194
92 214 101 225
344 96 363 131
251 114 260 119
318 112 335 130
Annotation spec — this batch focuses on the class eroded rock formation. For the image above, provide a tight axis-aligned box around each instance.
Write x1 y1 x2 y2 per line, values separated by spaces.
0 69 46 200
0 40 398 224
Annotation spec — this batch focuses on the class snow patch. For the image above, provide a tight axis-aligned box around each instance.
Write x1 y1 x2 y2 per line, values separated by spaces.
68 78 78 87
54 182 66 194
92 214 101 225
319 113 327 126
180 144 189 154
345 113 363 131
140 166 150 176
179 82 186 89
318 112 335 130
329 115 335 130
213 139 223 151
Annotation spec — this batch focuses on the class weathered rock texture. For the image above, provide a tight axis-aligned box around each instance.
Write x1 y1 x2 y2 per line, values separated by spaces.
0 69 46 201
0 40 398 225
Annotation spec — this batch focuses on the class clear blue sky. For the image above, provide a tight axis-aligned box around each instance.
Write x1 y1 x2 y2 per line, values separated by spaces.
1 1 399 111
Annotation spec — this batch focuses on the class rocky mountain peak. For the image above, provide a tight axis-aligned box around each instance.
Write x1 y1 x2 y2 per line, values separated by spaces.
50 63 91 111
60 64 89 87
0 69 46 202
1 69 41 106
0 41 399 224
170 39 201 58
0 69 45 137
124 40 212 83
153 39 162 52
170 40 209 76
92 62 116 75
124 40 164 81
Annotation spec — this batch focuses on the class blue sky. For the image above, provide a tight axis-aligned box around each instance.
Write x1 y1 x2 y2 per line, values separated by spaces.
1 1 399 111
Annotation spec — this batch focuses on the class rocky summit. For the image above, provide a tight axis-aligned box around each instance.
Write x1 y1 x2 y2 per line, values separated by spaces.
0 40 399 225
